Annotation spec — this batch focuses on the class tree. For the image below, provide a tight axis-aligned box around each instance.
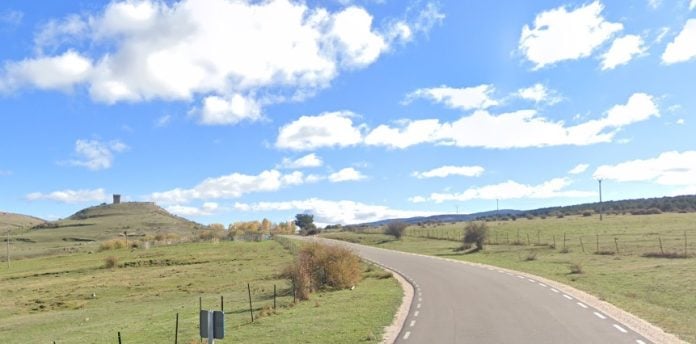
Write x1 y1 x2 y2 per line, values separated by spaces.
261 218 272 233
463 222 488 251
384 221 407 240
295 213 317 235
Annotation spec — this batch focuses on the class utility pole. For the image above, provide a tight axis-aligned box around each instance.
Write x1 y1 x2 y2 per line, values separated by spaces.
6 230 10 269
456 205 459 215
598 179 603 221
496 199 499 219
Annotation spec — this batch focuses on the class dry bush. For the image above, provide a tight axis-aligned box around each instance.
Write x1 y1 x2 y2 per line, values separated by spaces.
104 256 118 268
284 243 362 300
642 252 688 259
569 262 583 274
523 251 537 261
463 222 488 251
384 222 407 240
99 239 127 251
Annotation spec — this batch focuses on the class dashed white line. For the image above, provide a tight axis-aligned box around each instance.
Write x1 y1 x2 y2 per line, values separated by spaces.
410 320 416 327
414 310 419 317
517 275 524 279
538 283 547 287
593 312 607 320
417 303 421 309
527 278 536 283
636 340 646 344
576 302 588 309
403 331 411 340
563 294 573 300
550 288 559 293
613 324 628 333
418 297 422 302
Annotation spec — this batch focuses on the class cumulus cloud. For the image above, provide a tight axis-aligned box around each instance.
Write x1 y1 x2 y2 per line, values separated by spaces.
26 188 108 203
67 139 129 170
329 167 366 182
412 165 484 179
519 1 623 69
278 153 323 169
404 84 498 110
593 151 696 190
515 83 561 105
233 198 435 225
275 111 363 150
279 93 658 150
691 0 696 10
0 0 442 124
150 169 308 204
568 163 590 175
365 93 659 149
411 178 594 203
662 19 696 64
600 34 646 70
166 202 220 217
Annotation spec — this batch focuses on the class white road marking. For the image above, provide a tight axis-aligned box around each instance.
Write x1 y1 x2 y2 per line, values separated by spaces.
636 340 646 344
517 275 524 279
594 312 607 320
418 297 422 302
538 283 547 287
410 320 416 327
528 278 536 282
551 288 559 293
414 311 419 317
563 294 573 300
613 324 628 333
417 303 421 309
403 331 411 340
577 302 588 309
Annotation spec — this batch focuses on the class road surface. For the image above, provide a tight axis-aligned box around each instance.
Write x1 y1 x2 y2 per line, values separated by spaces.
315 238 655 344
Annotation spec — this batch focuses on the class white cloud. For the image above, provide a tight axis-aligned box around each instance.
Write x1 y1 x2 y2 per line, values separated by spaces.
412 178 594 203
150 169 308 204
279 93 658 151
276 111 363 150
519 1 623 69
233 198 435 225
166 202 220 217
568 163 590 175
26 188 108 203
662 19 696 64
278 153 323 169
0 10 23 26
404 84 498 110
412 165 484 179
68 139 129 170
365 93 659 149
1 0 441 124
691 0 696 10
648 0 662 9
601 34 646 70
676 118 685 125
329 167 366 182
2 50 92 91
155 115 171 127
593 151 696 188
515 83 561 104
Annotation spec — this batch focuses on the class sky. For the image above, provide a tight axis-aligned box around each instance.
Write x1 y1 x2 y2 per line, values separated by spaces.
1 0 695 226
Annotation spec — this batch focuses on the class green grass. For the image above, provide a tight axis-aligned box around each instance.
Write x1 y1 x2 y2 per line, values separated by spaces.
0 240 401 343
323 213 696 343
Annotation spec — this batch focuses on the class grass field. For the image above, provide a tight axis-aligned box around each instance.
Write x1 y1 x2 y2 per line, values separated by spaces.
323 213 696 343
0 240 402 343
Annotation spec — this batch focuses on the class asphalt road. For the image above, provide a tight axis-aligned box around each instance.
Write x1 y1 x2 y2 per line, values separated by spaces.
316 238 654 344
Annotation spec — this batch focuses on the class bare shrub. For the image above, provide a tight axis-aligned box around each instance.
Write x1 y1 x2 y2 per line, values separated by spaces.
104 256 118 268
569 263 583 274
99 239 127 251
284 243 362 300
641 252 688 259
524 251 537 261
384 221 407 240
463 222 488 251
594 250 615 255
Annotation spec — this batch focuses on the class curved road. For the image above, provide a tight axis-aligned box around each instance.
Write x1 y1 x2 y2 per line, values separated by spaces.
316 238 654 344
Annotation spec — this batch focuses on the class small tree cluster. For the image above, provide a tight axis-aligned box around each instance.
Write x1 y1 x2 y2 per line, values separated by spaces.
463 222 488 251
295 214 318 235
284 243 362 300
384 221 407 240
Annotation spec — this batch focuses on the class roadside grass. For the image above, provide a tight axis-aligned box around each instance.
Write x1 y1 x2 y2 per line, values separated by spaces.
323 213 696 343
0 240 401 343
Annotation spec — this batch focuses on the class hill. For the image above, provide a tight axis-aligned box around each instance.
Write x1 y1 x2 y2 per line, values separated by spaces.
0 212 45 231
348 209 521 228
9 202 202 259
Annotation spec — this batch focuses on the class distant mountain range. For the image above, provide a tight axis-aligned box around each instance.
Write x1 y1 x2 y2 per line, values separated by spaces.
350 194 696 227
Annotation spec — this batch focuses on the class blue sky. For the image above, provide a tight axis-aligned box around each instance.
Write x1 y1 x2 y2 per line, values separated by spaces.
1 0 695 226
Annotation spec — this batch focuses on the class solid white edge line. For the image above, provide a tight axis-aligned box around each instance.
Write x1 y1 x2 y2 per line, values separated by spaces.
613 324 628 333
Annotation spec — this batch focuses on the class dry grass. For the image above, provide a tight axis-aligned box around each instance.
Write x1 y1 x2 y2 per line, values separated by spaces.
104 256 118 268
99 239 127 251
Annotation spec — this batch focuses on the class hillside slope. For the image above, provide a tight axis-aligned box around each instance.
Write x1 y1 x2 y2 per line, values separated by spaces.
0 212 45 231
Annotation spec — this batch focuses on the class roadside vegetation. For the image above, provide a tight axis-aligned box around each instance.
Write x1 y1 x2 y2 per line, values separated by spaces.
0 239 401 343
322 212 696 343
